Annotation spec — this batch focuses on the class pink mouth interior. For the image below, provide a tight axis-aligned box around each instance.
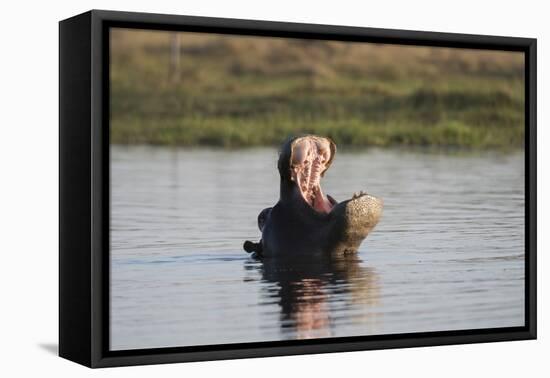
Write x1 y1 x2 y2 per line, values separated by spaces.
290 136 334 214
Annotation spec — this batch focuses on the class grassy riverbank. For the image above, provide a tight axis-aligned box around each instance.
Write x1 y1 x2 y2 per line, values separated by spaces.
110 29 525 148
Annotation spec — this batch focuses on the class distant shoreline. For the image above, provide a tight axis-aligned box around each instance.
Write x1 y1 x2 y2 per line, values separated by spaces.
110 141 524 154
110 119 525 149
111 30 525 150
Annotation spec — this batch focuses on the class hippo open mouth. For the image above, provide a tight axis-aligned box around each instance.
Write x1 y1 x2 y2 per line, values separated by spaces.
244 134 382 258
290 136 336 214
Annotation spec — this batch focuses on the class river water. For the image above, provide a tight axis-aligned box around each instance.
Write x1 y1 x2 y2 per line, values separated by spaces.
110 146 525 350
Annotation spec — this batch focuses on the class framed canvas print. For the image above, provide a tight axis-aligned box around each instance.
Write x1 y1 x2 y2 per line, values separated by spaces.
59 10 537 368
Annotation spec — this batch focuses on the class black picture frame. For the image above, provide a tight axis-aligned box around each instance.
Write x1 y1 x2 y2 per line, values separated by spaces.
59 9 537 368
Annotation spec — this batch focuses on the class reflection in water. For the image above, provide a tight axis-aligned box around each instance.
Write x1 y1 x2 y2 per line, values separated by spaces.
246 255 379 340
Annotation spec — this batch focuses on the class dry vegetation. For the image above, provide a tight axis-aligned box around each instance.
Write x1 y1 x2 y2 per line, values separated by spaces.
110 28 525 148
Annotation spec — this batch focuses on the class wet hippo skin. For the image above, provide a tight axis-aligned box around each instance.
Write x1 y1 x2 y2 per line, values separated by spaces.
244 135 383 258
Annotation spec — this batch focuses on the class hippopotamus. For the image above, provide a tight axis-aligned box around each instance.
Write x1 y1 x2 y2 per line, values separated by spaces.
244 135 382 258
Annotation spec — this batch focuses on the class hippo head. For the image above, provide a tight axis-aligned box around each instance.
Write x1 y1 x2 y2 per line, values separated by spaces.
277 135 383 255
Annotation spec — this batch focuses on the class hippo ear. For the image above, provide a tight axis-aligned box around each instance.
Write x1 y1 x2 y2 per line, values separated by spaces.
322 137 337 177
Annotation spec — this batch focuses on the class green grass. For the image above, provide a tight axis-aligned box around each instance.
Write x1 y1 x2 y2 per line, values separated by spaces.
110 29 525 149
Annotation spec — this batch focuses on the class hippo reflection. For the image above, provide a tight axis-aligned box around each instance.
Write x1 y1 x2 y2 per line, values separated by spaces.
244 135 383 258
245 255 380 339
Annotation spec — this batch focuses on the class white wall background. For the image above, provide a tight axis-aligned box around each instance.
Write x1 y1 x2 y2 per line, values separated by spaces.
0 0 546 376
